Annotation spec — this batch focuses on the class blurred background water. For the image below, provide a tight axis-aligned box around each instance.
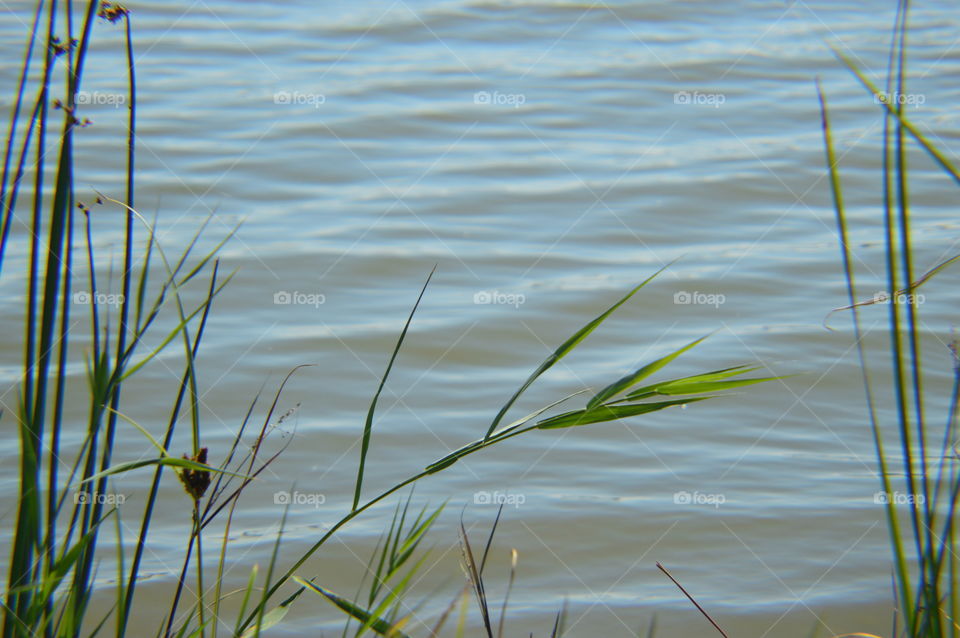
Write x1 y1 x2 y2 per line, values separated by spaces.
1 1 959 635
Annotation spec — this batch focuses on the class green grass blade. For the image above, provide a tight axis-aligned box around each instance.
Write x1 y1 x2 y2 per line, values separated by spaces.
817 77 915 623
485 265 669 439
587 335 710 409
422 395 585 474
628 373 780 399
359 551 431 637
118 273 234 382
233 565 260 638
294 578 412 638
830 45 960 187
236 602 290 638
354 267 435 511
0 0 42 272
536 398 707 430
104 408 170 456
392 504 443 570
24 519 104 626
624 365 760 400
79 458 247 485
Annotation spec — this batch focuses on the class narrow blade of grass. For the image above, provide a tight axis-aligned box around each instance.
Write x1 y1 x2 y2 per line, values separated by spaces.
536 398 707 430
624 365 761 400
816 77 915 624
294 578 412 638
587 335 710 409
830 45 960 187
485 265 669 439
354 266 436 511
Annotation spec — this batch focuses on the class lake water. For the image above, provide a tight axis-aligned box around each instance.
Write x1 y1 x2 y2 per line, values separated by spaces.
1 1 959 636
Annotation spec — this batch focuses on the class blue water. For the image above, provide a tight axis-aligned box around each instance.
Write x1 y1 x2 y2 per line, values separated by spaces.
1 1 959 635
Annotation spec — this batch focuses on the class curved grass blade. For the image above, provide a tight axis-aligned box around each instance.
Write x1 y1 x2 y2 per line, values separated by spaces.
623 365 759 400
104 407 170 456
823 253 960 328
830 45 960 187
625 366 778 400
426 392 586 475
354 266 436 511
358 552 428 638
536 398 706 430
817 75 915 625
586 335 709 410
233 565 259 638
236 601 291 638
485 265 669 439
79 458 247 485
458 517 493 638
294 578 412 638
636 376 778 397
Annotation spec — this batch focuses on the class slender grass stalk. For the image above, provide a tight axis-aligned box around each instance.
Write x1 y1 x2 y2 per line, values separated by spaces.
484 263 670 440
656 562 728 638
550 600 567 638
63 5 120 632
119 259 220 635
816 79 914 625
496 548 517 637
0 0 43 273
5 4 59 634
458 516 493 638
824 2 960 634
93 8 137 627
354 267 435 512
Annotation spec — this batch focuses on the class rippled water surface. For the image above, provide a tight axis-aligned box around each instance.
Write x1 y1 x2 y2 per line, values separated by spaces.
1 1 960 636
